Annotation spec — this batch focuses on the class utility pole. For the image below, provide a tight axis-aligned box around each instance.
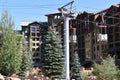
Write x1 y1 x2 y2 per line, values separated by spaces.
58 1 75 80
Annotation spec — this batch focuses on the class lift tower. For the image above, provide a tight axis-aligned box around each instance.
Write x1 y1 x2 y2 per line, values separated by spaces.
58 1 75 80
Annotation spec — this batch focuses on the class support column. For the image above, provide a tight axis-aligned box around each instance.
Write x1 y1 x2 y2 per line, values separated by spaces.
64 16 70 80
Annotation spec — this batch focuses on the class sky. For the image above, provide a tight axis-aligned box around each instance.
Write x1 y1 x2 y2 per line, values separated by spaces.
0 0 120 30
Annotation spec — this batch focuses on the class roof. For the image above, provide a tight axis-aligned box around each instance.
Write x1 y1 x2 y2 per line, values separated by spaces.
21 21 48 27
21 21 34 26
45 12 62 16
95 3 120 15
105 5 119 16
95 8 109 15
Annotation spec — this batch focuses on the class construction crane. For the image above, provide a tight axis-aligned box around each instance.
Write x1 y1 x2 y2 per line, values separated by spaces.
58 0 75 80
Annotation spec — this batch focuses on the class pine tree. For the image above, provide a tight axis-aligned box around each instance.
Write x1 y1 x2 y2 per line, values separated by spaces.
93 55 118 80
71 52 83 80
20 38 33 76
42 26 64 79
0 11 22 76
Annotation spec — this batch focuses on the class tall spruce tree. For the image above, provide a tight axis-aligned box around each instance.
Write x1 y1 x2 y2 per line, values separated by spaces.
71 52 83 80
0 11 22 76
42 26 64 79
93 55 118 80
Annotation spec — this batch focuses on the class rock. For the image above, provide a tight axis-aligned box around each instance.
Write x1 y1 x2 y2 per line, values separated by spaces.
10 77 21 80
0 73 4 80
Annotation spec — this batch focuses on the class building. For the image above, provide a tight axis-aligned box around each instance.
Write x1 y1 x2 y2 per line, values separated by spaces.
76 12 95 67
20 3 120 68
75 4 120 67
21 21 48 67
105 4 120 67
76 11 108 67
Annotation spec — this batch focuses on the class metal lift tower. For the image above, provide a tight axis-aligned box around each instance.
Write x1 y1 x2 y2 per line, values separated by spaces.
58 1 75 80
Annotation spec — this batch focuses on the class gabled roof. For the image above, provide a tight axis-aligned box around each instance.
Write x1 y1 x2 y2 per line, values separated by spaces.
95 3 120 15
95 8 109 15
21 21 48 27
105 5 119 16
21 21 33 26
29 21 41 26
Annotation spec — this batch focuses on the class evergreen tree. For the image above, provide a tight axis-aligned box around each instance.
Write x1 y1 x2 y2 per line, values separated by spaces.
71 52 83 80
42 26 64 79
20 38 33 76
93 55 118 80
0 11 22 76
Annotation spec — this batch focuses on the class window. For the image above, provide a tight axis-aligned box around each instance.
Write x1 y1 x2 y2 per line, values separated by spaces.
32 33 35 36
36 43 39 46
109 44 113 48
37 33 40 36
32 27 35 32
25 38 29 41
33 43 35 46
25 28 29 33
97 46 99 50
36 28 40 31
36 48 39 51
36 53 39 56
101 45 104 50
32 38 35 41
36 38 39 41
32 48 35 51
25 36 28 38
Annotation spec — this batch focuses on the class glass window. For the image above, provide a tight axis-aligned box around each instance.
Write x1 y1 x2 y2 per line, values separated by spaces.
36 38 39 41
36 48 39 51
32 48 35 51
36 43 39 46
37 33 40 36
32 33 35 36
33 43 35 46
36 53 39 56
36 28 40 31
97 46 99 50
32 38 35 41
32 27 35 32
25 38 29 41
25 28 29 33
